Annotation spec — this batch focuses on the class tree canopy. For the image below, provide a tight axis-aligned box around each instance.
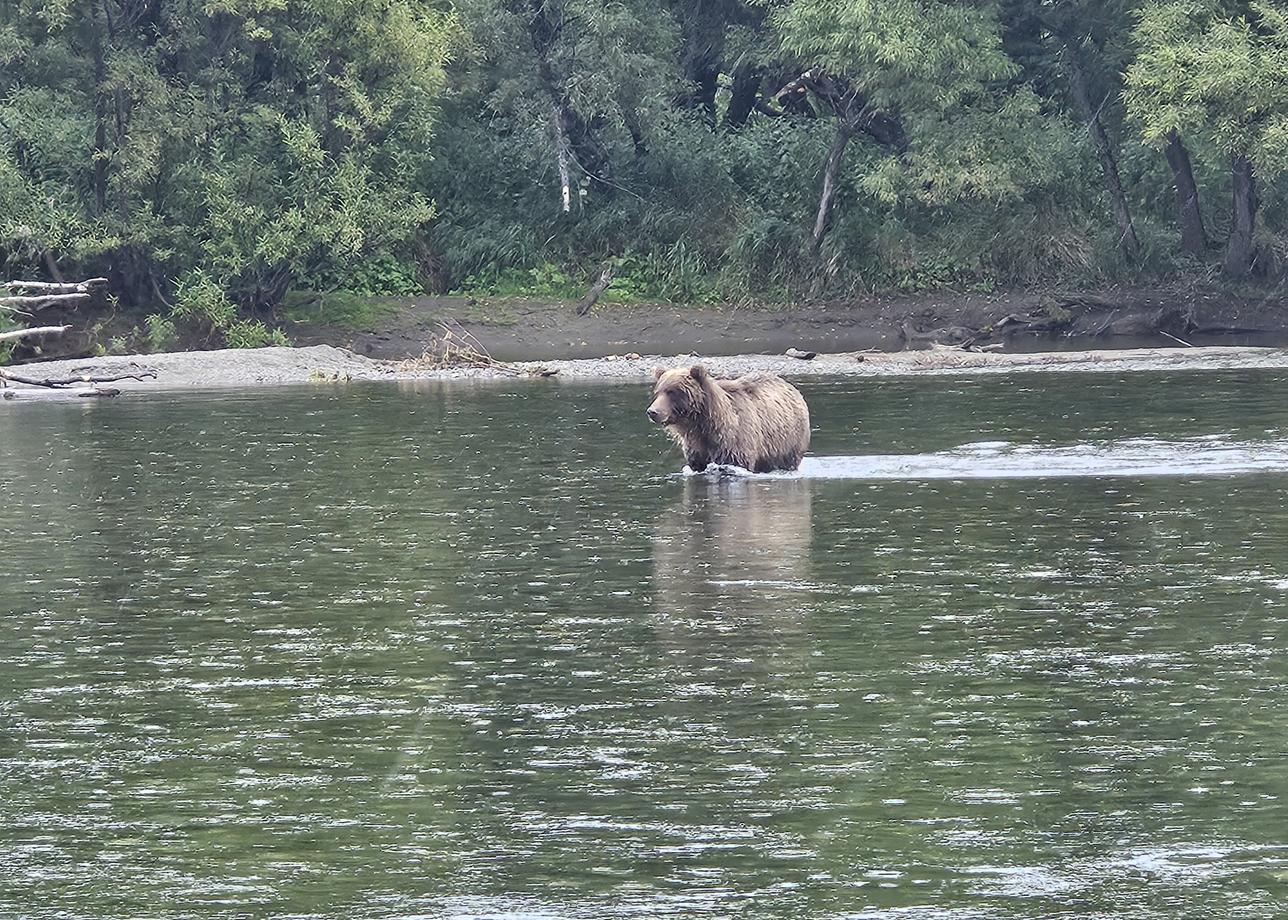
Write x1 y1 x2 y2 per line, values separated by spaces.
3 0 1288 344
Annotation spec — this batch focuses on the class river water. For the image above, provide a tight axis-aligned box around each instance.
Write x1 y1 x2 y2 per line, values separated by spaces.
3 372 1288 918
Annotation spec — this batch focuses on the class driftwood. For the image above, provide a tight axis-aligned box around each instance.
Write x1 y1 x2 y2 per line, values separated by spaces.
900 297 1232 353
902 305 1077 351
0 293 94 311
2 278 109 381
2 385 123 400
1 277 108 312
1088 306 1190 338
396 322 555 377
1190 323 1269 335
0 325 71 343
900 320 980 348
0 366 157 389
2 278 107 295
575 262 616 316
991 312 1072 335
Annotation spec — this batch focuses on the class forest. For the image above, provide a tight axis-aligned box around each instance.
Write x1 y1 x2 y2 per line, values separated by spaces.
2 0 1288 347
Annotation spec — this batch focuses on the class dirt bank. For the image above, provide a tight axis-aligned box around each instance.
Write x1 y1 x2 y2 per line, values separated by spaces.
8 343 1288 399
281 285 1288 362
10 282 1288 368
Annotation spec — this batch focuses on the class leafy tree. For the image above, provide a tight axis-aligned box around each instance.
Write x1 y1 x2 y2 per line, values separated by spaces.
773 0 1019 258
999 0 1151 258
450 0 679 213
0 0 455 332
1127 0 1288 275
668 0 775 128
7 0 1288 340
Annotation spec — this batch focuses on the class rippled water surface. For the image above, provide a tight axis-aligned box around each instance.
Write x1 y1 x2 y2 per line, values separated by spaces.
4 372 1288 918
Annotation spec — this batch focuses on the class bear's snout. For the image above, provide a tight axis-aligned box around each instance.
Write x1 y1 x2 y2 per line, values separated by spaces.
646 406 664 424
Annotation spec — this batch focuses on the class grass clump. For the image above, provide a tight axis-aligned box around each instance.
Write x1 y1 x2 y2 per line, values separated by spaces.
281 291 404 329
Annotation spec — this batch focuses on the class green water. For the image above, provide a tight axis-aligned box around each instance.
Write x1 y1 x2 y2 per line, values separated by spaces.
3 373 1288 918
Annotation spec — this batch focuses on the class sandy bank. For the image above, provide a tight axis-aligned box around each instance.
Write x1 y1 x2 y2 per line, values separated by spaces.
6 343 1288 396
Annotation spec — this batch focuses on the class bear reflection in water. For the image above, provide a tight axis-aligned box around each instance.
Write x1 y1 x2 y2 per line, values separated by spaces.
651 475 815 650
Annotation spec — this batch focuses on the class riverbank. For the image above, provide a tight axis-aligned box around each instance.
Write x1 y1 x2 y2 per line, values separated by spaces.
8 343 1288 396
13 281 1288 369
281 284 1288 362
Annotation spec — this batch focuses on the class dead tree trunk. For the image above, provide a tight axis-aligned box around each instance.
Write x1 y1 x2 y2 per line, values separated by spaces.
519 0 609 206
575 262 616 316
89 0 111 216
552 104 574 213
43 250 65 283
0 325 71 344
0 278 108 311
1225 154 1258 278
773 71 906 263
2 279 108 295
2 278 108 364
623 106 648 158
1163 131 1208 257
1064 45 1139 259
811 122 854 258
0 367 157 388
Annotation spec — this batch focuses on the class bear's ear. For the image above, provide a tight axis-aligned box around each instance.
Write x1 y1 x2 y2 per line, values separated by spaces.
653 366 666 383
689 364 708 382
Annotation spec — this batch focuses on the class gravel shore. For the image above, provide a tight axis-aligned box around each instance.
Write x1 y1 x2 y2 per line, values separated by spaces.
6 343 1288 397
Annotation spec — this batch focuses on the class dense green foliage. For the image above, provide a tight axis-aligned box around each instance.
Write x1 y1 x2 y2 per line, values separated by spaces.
3 0 1288 337
1 0 453 342
1128 1 1288 173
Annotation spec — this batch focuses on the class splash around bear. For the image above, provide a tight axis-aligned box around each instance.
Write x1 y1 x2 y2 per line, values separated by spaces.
646 365 811 473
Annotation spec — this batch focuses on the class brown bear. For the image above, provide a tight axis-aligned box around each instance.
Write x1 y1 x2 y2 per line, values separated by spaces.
646 365 810 472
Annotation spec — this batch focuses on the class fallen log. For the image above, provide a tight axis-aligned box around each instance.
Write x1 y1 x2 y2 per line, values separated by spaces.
1 277 110 371
0 325 71 343
903 303 1076 351
0 366 157 389
1089 306 1190 338
2 277 108 295
900 319 980 349
991 311 1072 335
0 293 94 311
2 385 121 400
1190 323 1271 335
0 277 108 313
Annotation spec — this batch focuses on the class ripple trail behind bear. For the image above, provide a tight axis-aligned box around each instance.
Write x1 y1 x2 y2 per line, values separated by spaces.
683 436 1288 481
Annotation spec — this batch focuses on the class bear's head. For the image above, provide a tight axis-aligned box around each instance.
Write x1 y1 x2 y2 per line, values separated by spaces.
646 365 709 426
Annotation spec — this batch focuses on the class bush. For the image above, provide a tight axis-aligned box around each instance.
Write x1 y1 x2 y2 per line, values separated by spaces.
144 314 179 352
173 270 237 331
300 252 426 297
225 320 291 349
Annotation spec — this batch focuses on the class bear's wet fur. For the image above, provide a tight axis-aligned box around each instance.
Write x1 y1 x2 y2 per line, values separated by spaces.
646 365 811 473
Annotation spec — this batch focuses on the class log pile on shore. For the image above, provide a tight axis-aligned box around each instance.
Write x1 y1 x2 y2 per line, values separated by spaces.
1 277 161 397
